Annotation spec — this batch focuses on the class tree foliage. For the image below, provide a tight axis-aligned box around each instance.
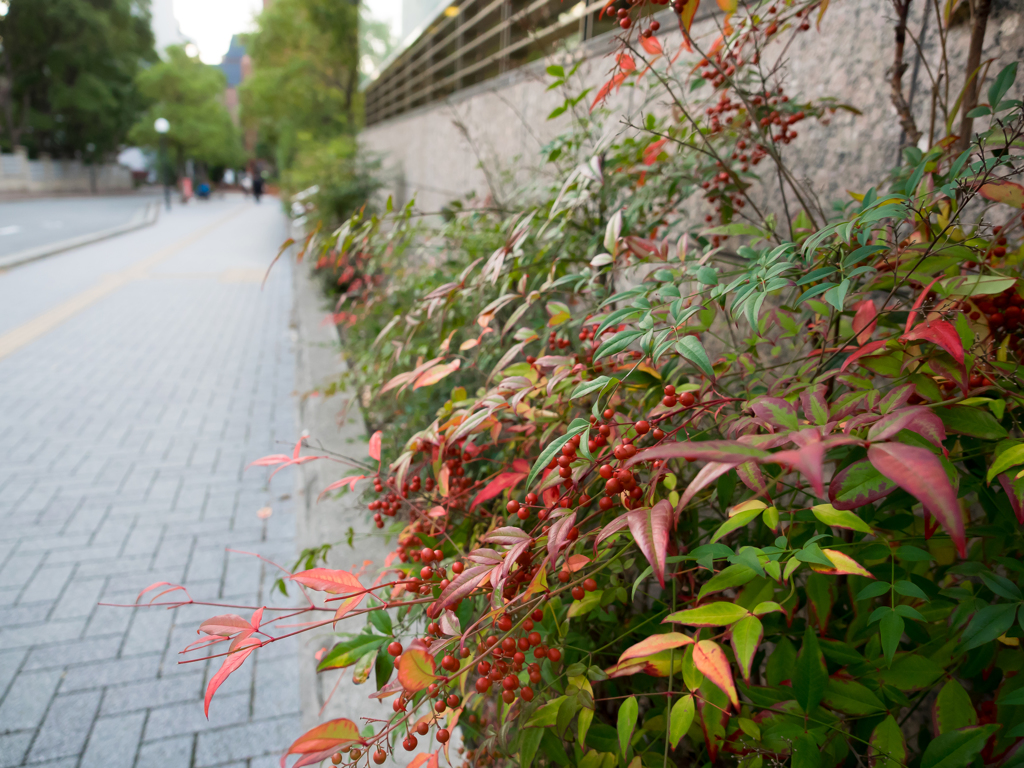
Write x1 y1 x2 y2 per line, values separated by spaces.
122 2 1024 768
0 0 155 157
128 45 244 172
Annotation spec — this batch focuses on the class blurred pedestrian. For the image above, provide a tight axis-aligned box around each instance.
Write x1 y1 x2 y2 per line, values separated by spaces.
252 171 264 203
241 174 252 197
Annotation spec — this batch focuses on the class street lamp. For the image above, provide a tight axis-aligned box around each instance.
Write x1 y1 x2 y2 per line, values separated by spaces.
154 117 171 210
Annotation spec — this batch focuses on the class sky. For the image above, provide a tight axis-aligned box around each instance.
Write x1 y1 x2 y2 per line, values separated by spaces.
172 0 401 64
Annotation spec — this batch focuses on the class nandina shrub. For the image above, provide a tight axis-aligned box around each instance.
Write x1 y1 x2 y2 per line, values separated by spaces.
124 2 1024 768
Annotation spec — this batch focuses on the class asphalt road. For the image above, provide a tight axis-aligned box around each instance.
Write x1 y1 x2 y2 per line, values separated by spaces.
0 195 159 259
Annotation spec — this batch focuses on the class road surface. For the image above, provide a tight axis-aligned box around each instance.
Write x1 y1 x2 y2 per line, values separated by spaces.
0 194 301 768
0 195 158 260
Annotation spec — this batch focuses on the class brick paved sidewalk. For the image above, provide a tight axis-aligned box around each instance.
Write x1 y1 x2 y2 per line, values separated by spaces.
0 197 300 768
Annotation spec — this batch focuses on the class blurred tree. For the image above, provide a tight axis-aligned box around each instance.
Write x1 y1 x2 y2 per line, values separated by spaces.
0 0 156 157
240 0 389 221
128 45 245 177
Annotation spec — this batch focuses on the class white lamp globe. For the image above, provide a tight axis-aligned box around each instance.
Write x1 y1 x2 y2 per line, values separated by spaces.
154 118 170 134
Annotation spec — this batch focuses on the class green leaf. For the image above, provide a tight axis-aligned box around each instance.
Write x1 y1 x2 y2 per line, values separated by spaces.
368 608 392 635
570 376 615 400
519 726 545 768
710 505 763 544
988 441 1024 482
698 564 757 598
525 419 590 490
374 644 394 690
793 626 828 714
938 406 1007 440
987 62 1018 111
792 734 821 768
594 330 643 362
318 635 386 671
962 603 1018 649
869 715 906 768
880 609 905 665
857 581 891 601
811 503 873 533
795 542 836 567
881 653 944 690
822 677 885 715
823 279 850 311
731 616 763 683
981 572 1023 601
526 696 567 728
920 725 1000 768
617 695 638 759
893 580 930 600
665 602 750 627
668 694 695 748
675 336 715 378
933 679 977 734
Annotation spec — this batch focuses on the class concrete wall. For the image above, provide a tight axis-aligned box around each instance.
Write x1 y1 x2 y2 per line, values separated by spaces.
0 148 134 195
361 0 1023 215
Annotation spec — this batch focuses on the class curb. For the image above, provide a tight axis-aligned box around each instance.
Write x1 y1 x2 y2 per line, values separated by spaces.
0 200 160 270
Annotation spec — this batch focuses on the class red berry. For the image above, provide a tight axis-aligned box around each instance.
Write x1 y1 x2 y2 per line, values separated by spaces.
451 561 464 574
521 686 534 701
603 408 615 419
497 615 513 632
635 420 650 434
437 729 450 744
548 648 562 663
528 631 542 645
583 578 597 591
532 609 543 621
417 722 429 735
503 689 516 703
420 547 434 563
503 674 519 690
680 391 696 407
572 586 585 600
476 677 491 693
374 750 387 764
447 694 460 708
506 500 520 514
388 642 403 656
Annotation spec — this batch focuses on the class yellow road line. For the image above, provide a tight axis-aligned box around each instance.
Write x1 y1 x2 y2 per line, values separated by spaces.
0 205 247 362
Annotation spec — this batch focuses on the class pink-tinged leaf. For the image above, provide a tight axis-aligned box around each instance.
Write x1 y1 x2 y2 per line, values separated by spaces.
829 459 898 510
679 461 734 510
880 383 916 413
566 554 590 572
809 549 875 578
840 340 888 372
406 753 432 768
617 632 693 664
205 637 260 717
414 359 461 389
868 443 965 557
135 581 187 604
903 275 945 334
617 53 636 72
735 461 769 497
199 614 253 638
281 718 362 768
547 512 577 563
500 539 532 580
979 178 1024 208
590 72 627 111
470 472 527 510
627 500 672 588
852 299 878 345
432 565 493 613
998 473 1024 524
381 356 443 394
867 406 946 449
692 640 739 709
625 441 771 469
800 385 830 426
250 607 264 630
291 569 365 595
640 34 663 55
317 475 366 501
482 526 532 546
771 433 860 498
247 454 291 467
398 640 436 692
749 397 798 429
901 319 964 365
368 431 382 461
594 512 631 551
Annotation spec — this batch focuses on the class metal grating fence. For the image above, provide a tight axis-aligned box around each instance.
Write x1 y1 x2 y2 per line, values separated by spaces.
363 0 623 126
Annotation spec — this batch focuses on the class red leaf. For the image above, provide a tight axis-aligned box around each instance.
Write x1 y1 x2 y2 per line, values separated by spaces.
594 512 631 551
867 443 965 557
901 319 964 365
398 640 436 692
677 0 700 38
368 430 382 461
281 718 362 768
617 632 693 663
590 72 627 111
205 637 260 717
679 461 734 510
829 459 897 510
852 299 877 345
546 512 577 563
291 568 365 595
414 359 461 389
470 471 527 510
840 340 888 372
998 473 1024 524
199 614 253 637
617 53 636 72
626 440 770 469
317 475 366 501
643 138 668 166
692 640 739 709
627 500 672 587
867 406 946 449
640 34 663 56
135 581 187 604
432 565 493 613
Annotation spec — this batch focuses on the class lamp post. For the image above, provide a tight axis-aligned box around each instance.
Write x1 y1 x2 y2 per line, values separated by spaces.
154 117 171 210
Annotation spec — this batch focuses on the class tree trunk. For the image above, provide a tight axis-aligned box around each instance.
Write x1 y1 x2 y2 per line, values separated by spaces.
891 0 923 149
956 0 992 154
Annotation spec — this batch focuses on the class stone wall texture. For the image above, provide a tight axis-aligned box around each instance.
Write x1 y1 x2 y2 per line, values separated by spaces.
361 0 1023 215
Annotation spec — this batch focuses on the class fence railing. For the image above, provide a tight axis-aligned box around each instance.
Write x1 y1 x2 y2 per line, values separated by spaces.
364 0 626 126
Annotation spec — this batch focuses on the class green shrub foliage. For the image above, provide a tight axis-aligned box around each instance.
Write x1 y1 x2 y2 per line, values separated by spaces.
151 2 1024 767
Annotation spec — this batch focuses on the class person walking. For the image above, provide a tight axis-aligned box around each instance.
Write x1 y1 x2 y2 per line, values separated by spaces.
252 171 264 203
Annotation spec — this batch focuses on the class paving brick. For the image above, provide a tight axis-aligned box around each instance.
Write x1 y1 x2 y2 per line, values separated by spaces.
253 655 300 720
59 654 161 692
145 691 250 740
0 670 62 732
0 733 32 768
100 672 202 715
79 712 145 768
23 636 120 671
136 735 194 768
26 690 101 761
194 716 301 767
52 578 105 619
121 608 174 656
17 564 73 603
